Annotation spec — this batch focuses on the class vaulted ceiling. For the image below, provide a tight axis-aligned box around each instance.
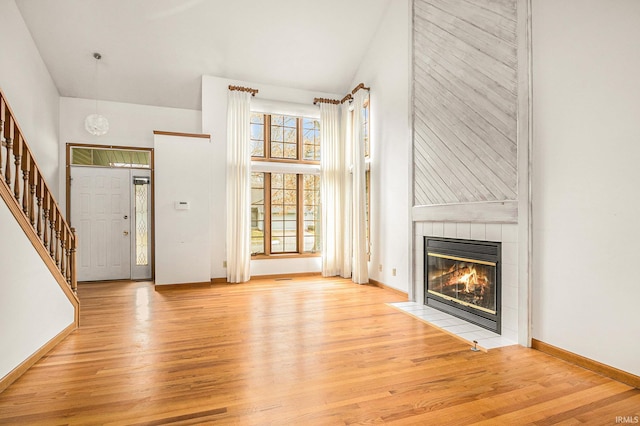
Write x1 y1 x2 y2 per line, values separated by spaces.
16 0 391 111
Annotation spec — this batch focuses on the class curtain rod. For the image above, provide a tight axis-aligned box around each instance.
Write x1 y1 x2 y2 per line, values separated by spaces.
351 82 370 94
339 83 367 104
340 94 353 104
310 82 368 106
313 97 340 105
228 85 259 96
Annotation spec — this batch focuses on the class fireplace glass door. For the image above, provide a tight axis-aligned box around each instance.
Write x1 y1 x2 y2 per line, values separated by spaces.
427 253 497 314
424 237 501 333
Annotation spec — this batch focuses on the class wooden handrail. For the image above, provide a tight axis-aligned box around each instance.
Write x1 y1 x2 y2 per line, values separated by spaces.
0 88 77 295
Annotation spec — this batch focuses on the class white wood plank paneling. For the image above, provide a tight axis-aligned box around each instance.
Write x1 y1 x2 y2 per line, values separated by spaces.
413 0 519 206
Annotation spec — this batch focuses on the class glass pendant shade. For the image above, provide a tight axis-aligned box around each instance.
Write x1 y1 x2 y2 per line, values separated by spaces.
84 113 109 136
85 52 109 136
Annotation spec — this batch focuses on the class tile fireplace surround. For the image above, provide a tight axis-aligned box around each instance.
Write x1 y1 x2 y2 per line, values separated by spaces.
413 221 522 345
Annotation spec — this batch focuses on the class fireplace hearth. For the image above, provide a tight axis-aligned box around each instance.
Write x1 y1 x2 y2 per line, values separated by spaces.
424 237 501 333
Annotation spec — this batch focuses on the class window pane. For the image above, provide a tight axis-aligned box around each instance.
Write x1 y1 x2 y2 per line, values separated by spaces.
271 115 284 126
250 114 265 157
302 118 320 161
271 173 283 188
284 174 297 189
302 174 320 253
283 236 297 252
271 142 284 158
251 113 264 124
271 125 283 142
362 100 370 158
70 147 151 168
251 139 264 157
283 116 296 127
271 173 297 253
284 189 298 206
284 128 296 143
135 183 149 265
70 147 93 165
251 123 263 140
303 118 315 130
271 189 284 205
269 114 298 160
251 172 265 254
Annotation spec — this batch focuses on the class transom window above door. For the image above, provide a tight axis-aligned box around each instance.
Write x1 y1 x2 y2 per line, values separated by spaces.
70 146 151 168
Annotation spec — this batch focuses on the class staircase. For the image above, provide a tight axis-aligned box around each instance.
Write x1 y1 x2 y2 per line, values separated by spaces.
0 88 79 392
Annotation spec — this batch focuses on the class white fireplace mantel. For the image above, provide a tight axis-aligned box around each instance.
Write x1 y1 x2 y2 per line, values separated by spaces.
412 201 518 224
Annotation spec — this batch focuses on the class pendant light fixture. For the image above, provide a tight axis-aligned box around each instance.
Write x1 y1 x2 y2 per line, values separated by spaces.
84 52 109 136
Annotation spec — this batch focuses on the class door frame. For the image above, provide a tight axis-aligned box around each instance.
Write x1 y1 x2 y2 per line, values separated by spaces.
66 143 155 281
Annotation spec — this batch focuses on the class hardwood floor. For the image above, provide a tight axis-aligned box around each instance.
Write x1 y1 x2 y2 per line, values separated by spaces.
0 277 638 425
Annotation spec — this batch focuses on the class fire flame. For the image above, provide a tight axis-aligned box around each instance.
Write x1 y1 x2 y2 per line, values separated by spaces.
445 265 488 294
458 268 477 293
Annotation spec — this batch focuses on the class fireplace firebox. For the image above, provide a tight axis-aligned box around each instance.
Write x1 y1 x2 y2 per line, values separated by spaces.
424 237 501 333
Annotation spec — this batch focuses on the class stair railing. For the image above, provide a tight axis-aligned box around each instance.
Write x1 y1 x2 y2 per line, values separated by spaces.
0 89 77 294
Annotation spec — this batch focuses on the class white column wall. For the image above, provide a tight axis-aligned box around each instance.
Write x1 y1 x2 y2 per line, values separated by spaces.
154 134 212 285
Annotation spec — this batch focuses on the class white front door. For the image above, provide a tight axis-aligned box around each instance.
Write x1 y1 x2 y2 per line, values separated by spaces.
71 167 131 281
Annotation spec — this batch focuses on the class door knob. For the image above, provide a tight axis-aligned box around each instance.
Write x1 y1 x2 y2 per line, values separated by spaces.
123 231 129 236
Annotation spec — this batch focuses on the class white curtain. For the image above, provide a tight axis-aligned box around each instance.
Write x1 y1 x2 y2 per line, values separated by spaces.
340 102 353 278
350 90 369 284
320 103 343 276
226 90 252 283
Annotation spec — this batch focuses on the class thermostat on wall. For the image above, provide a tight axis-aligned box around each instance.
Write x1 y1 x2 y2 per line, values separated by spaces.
175 201 190 210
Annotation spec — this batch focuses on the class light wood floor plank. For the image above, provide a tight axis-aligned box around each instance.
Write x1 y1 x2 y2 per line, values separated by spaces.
0 277 637 425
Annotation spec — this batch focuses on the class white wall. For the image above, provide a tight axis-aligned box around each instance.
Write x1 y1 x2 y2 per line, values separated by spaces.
202 75 340 278
0 0 60 196
0 0 74 382
154 134 212 285
532 0 640 376
0 199 75 379
349 1 411 293
59 97 201 210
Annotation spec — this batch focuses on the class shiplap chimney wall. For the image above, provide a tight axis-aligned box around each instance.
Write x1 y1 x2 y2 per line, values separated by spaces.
411 0 531 345
413 0 518 206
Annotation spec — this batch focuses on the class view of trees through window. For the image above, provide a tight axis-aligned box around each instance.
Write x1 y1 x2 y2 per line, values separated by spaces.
250 113 321 256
